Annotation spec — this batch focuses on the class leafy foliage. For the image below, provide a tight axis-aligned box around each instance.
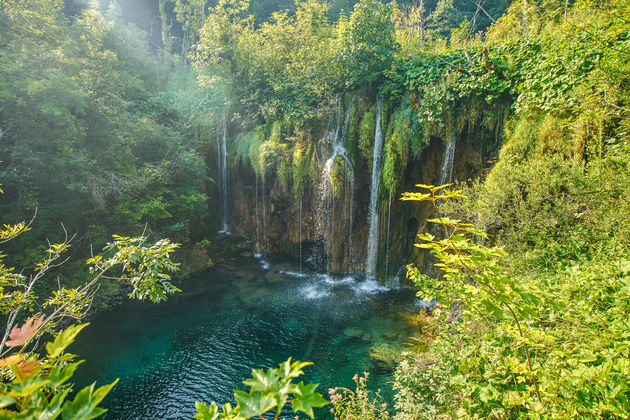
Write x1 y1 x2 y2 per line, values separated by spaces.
194 358 328 419
396 186 630 417
0 323 116 420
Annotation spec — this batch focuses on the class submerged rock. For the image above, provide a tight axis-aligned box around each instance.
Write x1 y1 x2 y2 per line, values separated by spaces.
369 343 403 372
343 327 364 340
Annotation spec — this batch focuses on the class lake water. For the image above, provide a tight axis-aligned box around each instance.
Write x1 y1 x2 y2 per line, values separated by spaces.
71 255 419 419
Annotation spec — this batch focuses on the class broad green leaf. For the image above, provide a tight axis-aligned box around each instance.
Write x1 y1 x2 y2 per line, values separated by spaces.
194 402 219 420
242 367 280 391
47 324 89 359
0 395 16 409
291 382 328 419
233 390 276 418
217 403 245 420
62 380 117 420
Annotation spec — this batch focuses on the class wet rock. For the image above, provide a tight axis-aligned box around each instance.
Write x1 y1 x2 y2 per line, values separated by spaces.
343 327 364 340
264 271 285 284
234 271 256 282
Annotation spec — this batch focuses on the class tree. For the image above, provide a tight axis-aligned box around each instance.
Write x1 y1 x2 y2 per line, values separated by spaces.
426 0 465 39
338 0 399 89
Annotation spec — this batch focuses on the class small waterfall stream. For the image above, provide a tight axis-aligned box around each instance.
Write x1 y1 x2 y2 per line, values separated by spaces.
438 130 457 186
217 112 230 234
341 100 355 267
366 94 384 279
299 197 302 273
254 174 260 252
385 192 392 279
425 129 459 275
255 175 270 269
315 99 355 270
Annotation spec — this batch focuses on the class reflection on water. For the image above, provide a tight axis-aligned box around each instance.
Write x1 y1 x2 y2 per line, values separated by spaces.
71 256 418 419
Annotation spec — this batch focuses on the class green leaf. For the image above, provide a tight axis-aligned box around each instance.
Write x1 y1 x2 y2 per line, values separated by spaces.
291 382 328 419
0 394 16 409
217 403 244 420
233 390 276 418
47 324 89 359
62 380 117 420
279 358 312 380
481 299 505 319
242 368 280 392
194 402 219 420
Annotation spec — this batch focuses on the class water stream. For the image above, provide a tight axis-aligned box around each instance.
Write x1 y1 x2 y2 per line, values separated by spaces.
316 99 355 270
438 130 456 186
366 95 385 278
218 112 229 234
71 256 418 419
385 192 392 279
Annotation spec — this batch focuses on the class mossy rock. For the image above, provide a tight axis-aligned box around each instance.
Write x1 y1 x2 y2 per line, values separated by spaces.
369 343 402 371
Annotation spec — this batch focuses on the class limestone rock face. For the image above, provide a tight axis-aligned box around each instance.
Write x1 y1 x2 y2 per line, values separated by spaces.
221 127 498 279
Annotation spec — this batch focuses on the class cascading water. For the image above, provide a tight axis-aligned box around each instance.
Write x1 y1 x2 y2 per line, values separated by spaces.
299 197 302 273
366 95 384 279
217 112 230 234
262 176 267 252
425 129 458 276
254 174 260 253
385 192 392 279
255 175 270 269
438 130 457 186
315 99 355 270
315 106 339 242
340 100 355 267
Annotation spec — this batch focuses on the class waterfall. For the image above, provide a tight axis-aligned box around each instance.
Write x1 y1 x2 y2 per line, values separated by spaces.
385 192 392 279
299 197 302 273
254 174 260 253
316 98 355 270
262 176 267 253
255 174 270 269
438 130 457 186
315 105 338 242
218 112 230 234
426 128 458 274
323 101 355 231
366 94 384 279
341 100 355 267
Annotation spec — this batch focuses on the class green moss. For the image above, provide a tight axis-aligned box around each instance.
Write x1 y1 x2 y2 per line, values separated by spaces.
277 158 292 193
233 130 263 174
359 106 376 166
291 137 314 199
329 155 347 199
382 139 402 196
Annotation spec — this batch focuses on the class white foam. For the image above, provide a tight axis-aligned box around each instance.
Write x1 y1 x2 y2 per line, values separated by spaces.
301 284 331 300
253 253 270 269
280 271 308 278
352 279 389 295
323 275 356 286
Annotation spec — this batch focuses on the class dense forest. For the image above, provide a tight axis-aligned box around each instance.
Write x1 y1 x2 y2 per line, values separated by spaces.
1 0 629 418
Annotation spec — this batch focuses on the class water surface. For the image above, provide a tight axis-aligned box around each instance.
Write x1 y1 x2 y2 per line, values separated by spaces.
72 256 418 419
